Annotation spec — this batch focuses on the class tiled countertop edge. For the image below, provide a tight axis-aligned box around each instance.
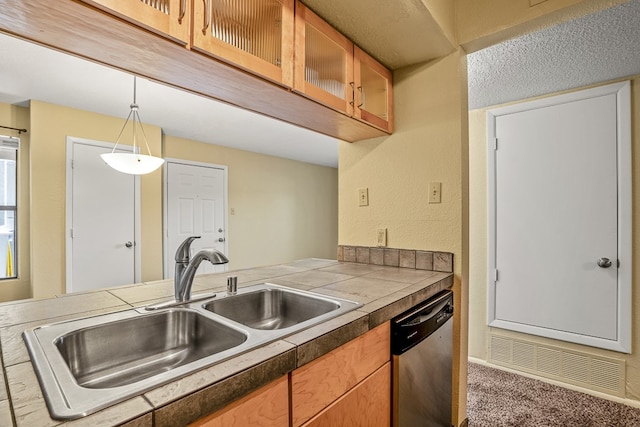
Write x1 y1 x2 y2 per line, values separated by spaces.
1 261 453 426
148 273 454 426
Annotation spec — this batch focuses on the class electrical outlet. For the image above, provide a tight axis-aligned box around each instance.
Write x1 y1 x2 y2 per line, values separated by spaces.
377 228 387 247
358 188 369 206
428 182 442 204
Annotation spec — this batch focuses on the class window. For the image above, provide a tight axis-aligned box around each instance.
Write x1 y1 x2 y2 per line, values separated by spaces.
0 136 18 280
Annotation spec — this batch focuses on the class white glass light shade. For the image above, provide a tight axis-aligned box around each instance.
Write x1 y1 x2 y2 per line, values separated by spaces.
101 152 164 175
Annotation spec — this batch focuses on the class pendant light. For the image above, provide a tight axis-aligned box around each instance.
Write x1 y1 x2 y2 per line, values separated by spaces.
101 76 164 175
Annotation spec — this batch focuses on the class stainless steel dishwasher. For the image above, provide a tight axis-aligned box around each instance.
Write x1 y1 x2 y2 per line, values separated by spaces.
391 290 454 427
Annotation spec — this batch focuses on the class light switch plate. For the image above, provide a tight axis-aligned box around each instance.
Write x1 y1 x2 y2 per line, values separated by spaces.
358 188 369 206
428 182 442 204
377 228 387 247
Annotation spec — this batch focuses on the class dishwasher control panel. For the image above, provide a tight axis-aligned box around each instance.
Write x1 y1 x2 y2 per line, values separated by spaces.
390 290 454 355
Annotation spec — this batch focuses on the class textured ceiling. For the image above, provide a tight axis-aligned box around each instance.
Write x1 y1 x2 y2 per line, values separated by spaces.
468 0 640 110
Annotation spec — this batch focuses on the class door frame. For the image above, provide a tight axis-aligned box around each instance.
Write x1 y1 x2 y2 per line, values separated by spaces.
65 137 142 292
163 158 229 279
486 81 632 353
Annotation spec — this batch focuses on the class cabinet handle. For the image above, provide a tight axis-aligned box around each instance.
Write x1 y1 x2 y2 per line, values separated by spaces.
349 82 355 106
178 0 186 23
357 86 363 108
202 0 211 35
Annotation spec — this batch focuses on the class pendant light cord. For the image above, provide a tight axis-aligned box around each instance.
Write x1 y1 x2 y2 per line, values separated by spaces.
109 76 154 157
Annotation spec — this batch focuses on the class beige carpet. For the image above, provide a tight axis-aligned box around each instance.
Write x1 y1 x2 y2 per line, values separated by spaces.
467 362 640 427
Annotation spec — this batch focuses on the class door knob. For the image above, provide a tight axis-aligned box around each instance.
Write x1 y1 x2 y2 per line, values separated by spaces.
597 257 612 268
125 241 133 248
218 238 225 243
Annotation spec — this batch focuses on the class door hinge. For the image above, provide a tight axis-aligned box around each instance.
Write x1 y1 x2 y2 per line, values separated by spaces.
70 228 74 238
71 159 74 169
493 138 498 150
494 269 499 282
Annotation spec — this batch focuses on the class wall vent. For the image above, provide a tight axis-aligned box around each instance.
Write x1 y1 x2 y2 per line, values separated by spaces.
489 335 512 364
512 340 536 369
488 334 625 397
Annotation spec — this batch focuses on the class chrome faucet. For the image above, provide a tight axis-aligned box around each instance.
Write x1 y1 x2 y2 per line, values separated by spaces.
174 236 229 302
146 235 228 310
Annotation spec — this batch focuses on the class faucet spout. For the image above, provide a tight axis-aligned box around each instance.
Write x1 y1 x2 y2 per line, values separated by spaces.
145 237 229 311
173 235 200 300
176 248 229 302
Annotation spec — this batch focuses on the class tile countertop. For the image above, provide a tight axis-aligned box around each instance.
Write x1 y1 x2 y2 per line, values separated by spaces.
0 259 453 427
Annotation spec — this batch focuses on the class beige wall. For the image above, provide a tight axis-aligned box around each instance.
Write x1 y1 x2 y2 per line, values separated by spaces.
468 76 640 404
14 100 338 301
0 103 31 301
29 100 163 299
339 49 469 425
164 135 338 270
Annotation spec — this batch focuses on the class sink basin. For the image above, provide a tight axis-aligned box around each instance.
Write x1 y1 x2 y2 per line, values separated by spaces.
55 309 247 389
23 308 249 419
23 283 362 420
203 287 341 330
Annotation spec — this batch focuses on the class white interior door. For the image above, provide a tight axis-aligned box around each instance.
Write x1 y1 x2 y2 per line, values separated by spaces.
165 161 227 279
67 138 138 293
487 82 631 353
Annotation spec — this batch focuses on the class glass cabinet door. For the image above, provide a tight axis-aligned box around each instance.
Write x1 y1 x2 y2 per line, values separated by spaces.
294 1 353 115
354 46 393 132
193 0 294 87
79 0 190 45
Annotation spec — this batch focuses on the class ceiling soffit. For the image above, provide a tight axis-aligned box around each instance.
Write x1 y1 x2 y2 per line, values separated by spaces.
300 0 455 69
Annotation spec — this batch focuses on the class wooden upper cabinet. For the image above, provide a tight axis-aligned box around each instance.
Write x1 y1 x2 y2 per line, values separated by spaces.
354 46 393 133
294 1 354 116
79 0 190 45
192 0 295 87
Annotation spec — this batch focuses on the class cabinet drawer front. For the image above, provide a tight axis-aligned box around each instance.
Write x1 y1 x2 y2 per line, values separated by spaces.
291 322 390 426
302 363 391 427
190 375 289 427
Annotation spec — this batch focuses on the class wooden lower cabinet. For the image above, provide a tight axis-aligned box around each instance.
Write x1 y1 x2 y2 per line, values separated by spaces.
190 322 391 427
189 375 289 427
302 363 391 427
291 322 391 426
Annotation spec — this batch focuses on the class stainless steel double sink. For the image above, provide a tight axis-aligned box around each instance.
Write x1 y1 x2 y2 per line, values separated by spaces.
23 283 362 420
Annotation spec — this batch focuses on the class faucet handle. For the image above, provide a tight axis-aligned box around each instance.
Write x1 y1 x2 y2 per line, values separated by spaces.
227 276 238 295
175 236 201 262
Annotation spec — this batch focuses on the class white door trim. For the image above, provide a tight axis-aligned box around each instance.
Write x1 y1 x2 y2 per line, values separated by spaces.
65 137 142 292
163 158 229 279
486 81 631 353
